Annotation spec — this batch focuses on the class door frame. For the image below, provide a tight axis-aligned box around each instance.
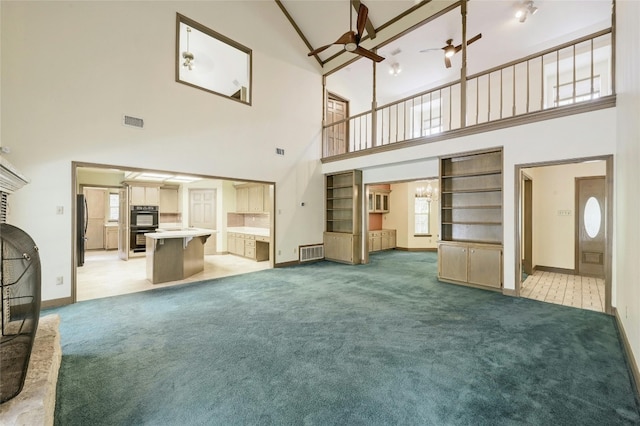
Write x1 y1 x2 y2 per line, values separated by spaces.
522 173 533 276
514 155 613 315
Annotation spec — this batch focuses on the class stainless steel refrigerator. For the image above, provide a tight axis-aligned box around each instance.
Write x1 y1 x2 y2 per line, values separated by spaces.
76 194 87 266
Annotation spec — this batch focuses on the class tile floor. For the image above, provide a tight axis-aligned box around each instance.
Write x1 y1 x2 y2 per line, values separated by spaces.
77 250 271 302
520 270 605 313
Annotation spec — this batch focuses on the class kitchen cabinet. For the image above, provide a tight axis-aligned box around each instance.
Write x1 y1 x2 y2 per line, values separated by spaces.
228 232 269 261
438 149 503 290
324 170 362 264
368 229 396 252
84 187 106 250
438 241 502 289
159 187 179 213
368 190 390 213
235 183 269 213
104 225 118 250
130 185 160 206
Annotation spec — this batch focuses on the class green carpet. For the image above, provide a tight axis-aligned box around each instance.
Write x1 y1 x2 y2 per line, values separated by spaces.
49 251 639 425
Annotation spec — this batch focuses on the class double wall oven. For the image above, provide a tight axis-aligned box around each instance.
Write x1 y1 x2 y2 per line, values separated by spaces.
130 205 158 253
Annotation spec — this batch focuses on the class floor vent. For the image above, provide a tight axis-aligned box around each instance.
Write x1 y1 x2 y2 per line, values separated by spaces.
299 244 324 262
123 115 144 129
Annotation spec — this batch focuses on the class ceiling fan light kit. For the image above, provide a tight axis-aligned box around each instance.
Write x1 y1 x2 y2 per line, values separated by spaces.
182 27 195 70
307 2 384 63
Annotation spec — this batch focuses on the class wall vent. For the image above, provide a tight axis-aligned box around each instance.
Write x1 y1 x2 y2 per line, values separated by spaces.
123 115 144 129
275 148 285 156
299 244 324 262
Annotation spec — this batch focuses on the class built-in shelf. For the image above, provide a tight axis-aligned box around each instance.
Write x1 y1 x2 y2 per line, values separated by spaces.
324 170 362 264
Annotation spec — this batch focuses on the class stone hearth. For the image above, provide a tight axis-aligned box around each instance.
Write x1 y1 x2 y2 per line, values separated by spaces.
0 314 61 426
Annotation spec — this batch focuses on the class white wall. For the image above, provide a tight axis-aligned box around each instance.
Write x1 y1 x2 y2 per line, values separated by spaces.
1 1 324 302
525 161 606 271
615 0 640 379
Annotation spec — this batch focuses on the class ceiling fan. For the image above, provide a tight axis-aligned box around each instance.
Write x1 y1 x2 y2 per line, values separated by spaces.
307 3 384 63
420 33 482 68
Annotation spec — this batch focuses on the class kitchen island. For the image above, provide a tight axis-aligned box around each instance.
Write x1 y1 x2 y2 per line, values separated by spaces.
145 228 214 284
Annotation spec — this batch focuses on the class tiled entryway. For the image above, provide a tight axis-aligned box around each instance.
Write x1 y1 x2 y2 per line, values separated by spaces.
520 270 605 313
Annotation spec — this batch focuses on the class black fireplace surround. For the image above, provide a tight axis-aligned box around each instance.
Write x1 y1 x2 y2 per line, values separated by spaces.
0 223 41 403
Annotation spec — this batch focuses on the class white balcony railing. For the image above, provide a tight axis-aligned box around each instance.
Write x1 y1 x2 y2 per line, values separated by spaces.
323 30 612 159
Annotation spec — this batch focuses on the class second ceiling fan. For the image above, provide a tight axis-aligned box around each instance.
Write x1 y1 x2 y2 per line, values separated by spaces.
308 2 384 63
421 33 482 68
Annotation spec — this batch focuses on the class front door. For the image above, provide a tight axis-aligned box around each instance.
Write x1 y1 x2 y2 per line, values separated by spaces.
576 176 605 278
189 189 217 255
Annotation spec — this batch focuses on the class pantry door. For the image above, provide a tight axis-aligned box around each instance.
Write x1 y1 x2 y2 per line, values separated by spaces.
189 189 217 255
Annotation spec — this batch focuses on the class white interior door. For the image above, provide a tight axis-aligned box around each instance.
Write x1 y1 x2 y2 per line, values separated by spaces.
189 189 217 255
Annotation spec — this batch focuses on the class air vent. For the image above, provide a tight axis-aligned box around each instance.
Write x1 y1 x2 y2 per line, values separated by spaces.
123 115 144 129
275 148 285 156
299 244 324 262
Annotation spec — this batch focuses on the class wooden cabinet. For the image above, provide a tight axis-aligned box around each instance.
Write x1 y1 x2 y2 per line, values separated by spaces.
227 232 269 261
438 242 502 289
159 187 179 213
235 184 268 213
324 170 362 264
368 229 396 252
324 232 358 264
84 187 106 250
104 225 118 250
367 190 390 213
130 185 160 206
438 149 503 290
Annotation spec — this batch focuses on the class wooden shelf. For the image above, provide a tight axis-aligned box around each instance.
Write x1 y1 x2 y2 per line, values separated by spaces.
438 149 503 290
325 170 362 264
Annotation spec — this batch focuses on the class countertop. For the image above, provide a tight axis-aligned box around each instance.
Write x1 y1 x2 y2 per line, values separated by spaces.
227 227 270 237
145 228 215 239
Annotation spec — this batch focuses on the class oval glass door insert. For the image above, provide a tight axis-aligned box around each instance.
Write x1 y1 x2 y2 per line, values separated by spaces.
584 196 601 238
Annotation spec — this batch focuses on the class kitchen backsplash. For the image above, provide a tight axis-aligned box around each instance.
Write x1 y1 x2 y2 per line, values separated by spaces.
227 213 269 228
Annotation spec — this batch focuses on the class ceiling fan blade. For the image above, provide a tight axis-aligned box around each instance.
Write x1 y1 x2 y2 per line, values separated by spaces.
419 48 440 53
444 56 452 68
308 44 332 57
353 46 384 62
356 3 368 39
335 31 357 45
468 33 482 45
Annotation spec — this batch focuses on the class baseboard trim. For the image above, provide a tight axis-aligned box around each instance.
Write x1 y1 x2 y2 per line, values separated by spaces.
502 288 517 297
534 265 575 275
613 307 640 406
395 247 437 252
274 260 299 268
41 296 73 310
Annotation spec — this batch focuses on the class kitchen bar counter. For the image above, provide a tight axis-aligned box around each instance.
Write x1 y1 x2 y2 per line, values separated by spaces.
144 228 214 284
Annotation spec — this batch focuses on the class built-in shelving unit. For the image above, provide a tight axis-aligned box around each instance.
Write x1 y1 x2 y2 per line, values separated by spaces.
324 170 362 264
438 149 503 290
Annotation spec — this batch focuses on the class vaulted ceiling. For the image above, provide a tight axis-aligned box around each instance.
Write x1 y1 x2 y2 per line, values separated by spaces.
276 0 612 106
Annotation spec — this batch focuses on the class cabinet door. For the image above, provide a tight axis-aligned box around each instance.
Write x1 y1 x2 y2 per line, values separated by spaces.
160 188 179 213
236 187 249 213
389 230 396 248
130 186 146 205
249 185 264 212
439 243 468 282
381 231 390 250
228 233 236 254
381 194 389 212
375 193 382 211
145 187 160 206
468 246 502 288
324 233 353 263
368 193 374 212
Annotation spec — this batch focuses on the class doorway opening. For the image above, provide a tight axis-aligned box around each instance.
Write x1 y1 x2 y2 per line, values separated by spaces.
515 156 612 314
73 162 275 303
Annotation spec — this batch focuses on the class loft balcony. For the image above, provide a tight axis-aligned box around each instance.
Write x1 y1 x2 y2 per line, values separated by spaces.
321 29 614 162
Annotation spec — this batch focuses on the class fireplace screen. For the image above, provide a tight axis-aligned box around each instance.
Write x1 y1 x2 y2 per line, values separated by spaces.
1 223 41 403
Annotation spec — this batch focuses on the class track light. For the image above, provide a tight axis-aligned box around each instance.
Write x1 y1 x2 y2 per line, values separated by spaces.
515 1 538 23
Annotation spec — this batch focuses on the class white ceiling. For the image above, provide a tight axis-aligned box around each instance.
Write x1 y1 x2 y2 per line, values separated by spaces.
279 0 612 101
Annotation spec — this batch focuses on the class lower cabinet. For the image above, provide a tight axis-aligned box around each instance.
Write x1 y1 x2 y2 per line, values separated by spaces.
324 232 360 264
368 229 396 252
438 241 502 289
104 226 118 250
228 232 269 261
